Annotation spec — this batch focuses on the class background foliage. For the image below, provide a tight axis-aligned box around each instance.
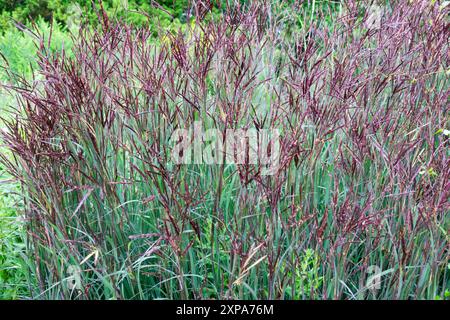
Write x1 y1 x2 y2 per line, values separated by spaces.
0 0 190 31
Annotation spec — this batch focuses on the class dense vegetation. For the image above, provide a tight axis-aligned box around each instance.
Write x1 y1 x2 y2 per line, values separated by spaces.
0 0 191 30
0 0 449 300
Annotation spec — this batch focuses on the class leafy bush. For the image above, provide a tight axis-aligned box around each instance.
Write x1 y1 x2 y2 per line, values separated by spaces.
0 0 192 32
1 0 449 299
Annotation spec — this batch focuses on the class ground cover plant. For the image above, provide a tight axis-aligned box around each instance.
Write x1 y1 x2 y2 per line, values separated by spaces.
0 0 449 299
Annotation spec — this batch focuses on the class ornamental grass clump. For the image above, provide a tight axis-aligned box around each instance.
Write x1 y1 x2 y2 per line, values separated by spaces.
0 0 448 299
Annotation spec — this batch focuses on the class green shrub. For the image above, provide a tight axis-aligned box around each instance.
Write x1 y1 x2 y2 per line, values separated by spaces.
0 0 191 32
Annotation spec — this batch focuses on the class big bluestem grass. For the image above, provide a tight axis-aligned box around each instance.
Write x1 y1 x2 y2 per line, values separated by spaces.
0 0 449 299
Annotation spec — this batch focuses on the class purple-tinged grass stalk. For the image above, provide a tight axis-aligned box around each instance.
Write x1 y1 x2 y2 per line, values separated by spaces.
0 0 448 299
